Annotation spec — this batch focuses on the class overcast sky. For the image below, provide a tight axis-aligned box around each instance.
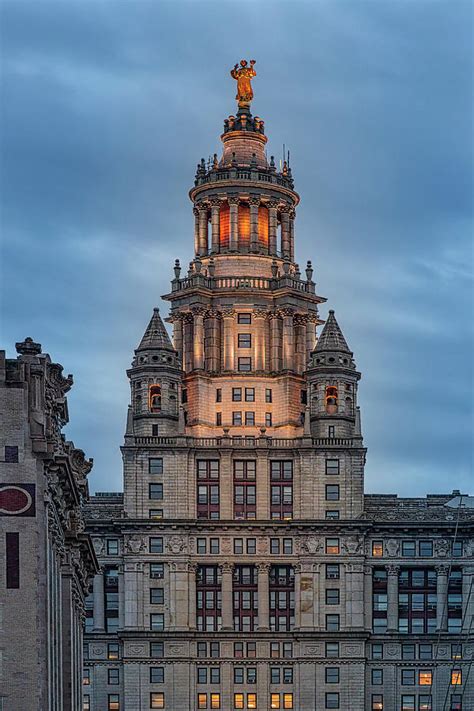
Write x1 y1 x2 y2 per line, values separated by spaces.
1 0 472 496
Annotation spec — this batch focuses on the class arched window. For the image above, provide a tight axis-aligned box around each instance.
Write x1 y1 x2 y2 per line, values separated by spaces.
325 386 338 414
149 385 161 413
135 394 142 411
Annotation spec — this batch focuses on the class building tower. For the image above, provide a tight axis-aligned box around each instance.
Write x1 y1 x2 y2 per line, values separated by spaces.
84 63 474 711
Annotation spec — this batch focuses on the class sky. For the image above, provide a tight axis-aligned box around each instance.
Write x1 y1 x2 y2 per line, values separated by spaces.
1 0 472 496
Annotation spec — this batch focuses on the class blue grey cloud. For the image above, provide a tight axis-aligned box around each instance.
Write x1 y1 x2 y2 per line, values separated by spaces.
1 0 472 495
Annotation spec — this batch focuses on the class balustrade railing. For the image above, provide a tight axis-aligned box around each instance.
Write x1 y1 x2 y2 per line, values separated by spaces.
171 273 314 294
133 435 354 448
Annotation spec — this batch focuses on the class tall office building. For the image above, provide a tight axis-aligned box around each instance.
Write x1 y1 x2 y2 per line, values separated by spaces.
83 67 474 711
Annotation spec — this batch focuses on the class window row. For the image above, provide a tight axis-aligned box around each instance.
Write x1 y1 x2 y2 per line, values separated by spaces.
371 539 463 558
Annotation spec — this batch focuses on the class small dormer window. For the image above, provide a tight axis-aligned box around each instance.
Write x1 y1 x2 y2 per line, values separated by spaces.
325 386 338 414
149 385 161 412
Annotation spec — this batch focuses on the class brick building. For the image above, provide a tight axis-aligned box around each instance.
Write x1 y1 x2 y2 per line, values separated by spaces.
0 338 97 711
83 78 474 711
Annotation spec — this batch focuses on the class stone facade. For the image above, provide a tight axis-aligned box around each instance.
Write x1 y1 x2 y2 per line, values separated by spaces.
83 95 474 711
0 338 97 711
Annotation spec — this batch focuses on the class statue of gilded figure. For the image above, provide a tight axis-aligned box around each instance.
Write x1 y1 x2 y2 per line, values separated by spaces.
231 59 256 107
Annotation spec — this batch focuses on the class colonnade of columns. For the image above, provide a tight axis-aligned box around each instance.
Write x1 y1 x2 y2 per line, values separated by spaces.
171 308 318 375
193 197 295 259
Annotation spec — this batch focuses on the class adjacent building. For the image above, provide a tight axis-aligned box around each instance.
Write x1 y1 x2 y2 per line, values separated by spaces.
0 338 97 711
82 77 474 711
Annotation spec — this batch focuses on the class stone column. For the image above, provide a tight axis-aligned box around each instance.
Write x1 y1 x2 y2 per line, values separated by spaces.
268 200 279 256
183 313 194 373
257 562 271 630
280 206 291 258
294 563 301 629
289 208 296 261
228 196 239 251
281 308 295 371
192 308 205 371
462 565 474 632
222 309 235 371
188 563 197 630
386 564 400 632
173 561 190 631
253 310 266 372
193 207 199 256
118 565 124 629
306 314 318 361
269 311 281 372
249 196 260 253
298 563 317 630
436 564 449 632
206 309 221 373
294 314 306 373
198 203 209 256
172 314 184 365
124 562 139 629
92 571 105 632
364 565 373 632
210 198 221 253
221 563 234 630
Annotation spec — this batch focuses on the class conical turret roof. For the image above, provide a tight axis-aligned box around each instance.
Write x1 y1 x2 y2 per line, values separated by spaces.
315 310 352 354
136 308 174 352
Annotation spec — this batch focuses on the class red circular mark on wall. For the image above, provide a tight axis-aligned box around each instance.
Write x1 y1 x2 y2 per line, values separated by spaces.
0 486 31 514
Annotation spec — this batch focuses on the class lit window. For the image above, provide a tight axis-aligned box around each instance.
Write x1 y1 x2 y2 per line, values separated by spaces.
451 644 462 660
451 669 462 685
326 538 340 555
372 541 383 557
149 384 161 412
238 333 252 348
419 671 432 685
247 694 257 709
107 644 119 660
234 693 244 709
198 694 207 709
83 695 90 711
325 459 340 475
271 694 281 709
83 670 90 685
108 695 120 711
238 357 252 371
372 695 383 711
210 693 221 708
149 458 163 474
150 691 165 709
325 386 338 414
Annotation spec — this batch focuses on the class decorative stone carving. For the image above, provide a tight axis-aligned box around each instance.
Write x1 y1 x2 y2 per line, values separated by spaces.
92 538 105 555
386 564 400 576
125 536 144 554
385 539 399 557
434 538 450 557
341 535 364 555
166 535 187 554
220 537 232 554
299 536 323 555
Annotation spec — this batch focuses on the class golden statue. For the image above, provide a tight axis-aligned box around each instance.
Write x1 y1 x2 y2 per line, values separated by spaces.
231 59 256 107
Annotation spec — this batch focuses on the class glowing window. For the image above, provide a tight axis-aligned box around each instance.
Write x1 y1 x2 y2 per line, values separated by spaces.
372 541 384 557
238 203 250 248
210 693 221 709
451 669 462 685
108 695 120 711
325 386 338 414
198 694 207 709
149 385 161 412
326 538 340 555
150 692 165 709
247 694 257 709
271 695 281 709
234 693 244 709
258 205 269 248
419 671 432 685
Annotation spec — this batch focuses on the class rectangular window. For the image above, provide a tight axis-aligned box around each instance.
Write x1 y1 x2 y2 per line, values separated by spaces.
282 642 293 658
238 357 252 371
270 538 280 554
149 458 163 474
402 670 415 685
372 695 383 711
326 589 340 605
328 425 335 438
150 642 164 658
325 667 340 683
325 692 340 709
196 566 221 632
402 541 416 557
245 411 255 426
326 614 340 631
197 642 207 658
451 670 462 685
108 695 120 711
238 313 252 324
450 694 462 710
265 388 273 403
216 388 222 402
234 538 244 555
150 667 164 683
149 537 163 553
245 387 255 401
401 696 415 711
107 644 119 660
418 696 432 711
152 424 159 436
216 412 222 426
150 588 164 605
283 668 293 684
234 460 257 520
198 694 207 709
270 565 295 632
372 541 384 557
210 669 221 684
371 644 383 660
402 644 415 660
6 532 20 589
149 509 163 519
210 642 220 657
238 333 252 348
301 389 307 404
234 693 244 709
419 671 432 685
372 669 383 685
452 541 463 557
270 668 280 684
83 670 90 685
325 484 340 501
210 538 220 554
419 644 433 660
233 411 243 425
419 541 433 557
234 667 244 684
451 644 462 660
107 539 119 555
149 483 163 500
233 565 258 632
326 510 340 519
266 412 273 427
246 538 256 555
5 445 19 462
150 563 164 579
83 695 90 711
270 461 293 520
326 538 340 555
197 460 220 520
181 388 187 403
150 693 165 709
326 642 339 658
108 668 120 685
283 538 293 554
233 388 242 402
197 538 207 554
210 693 221 709
325 459 340 475
150 613 164 631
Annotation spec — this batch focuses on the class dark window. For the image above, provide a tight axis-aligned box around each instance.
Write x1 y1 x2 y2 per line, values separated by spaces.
301 389 307 404
245 411 255 426
233 565 258 632
196 566 221 632
197 538 207 554
452 541 463 557
419 541 433 557
150 642 164 658
216 412 222 426
197 642 207 658
149 458 163 474
216 389 222 402
6 532 20 589
232 388 242 401
326 589 340 605
149 538 163 554
107 539 119 555
401 644 416 660
402 541 416 557
238 357 252 372
265 388 273 403
270 461 293 520
270 668 280 684
401 696 415 711
149 483 163 500
326 564 340 580
328 426 335 438
150 667 164 683
210 538 220 554
270 539 280 554
238 313 252 324
246 538 256 555
326 484 340 501
450 694 462 710
234 667 244 683
451 643 462 660
245 387 255 401
181 388 188 404
152 424 159 436
150 563 164 579
234 538 243 555
197 460 220 520
107 643 120 660
238 333 252 348
401 670 415 685
372 568 388 632
371 644 383 660
282 642 293 658
233 411 242 425
5 446 19 463
150 588 164 604
326 510 340 520
398 568 438 634
108 668 120 685
283 538 293 554
372 669 383 685
326 614 340 631
325 692 340 709
419 644 433 660
270 565 295 632
150 613 164 631
325 459 340 475
104 567 119 632
326 667 340 683
234 460 256 520
265 412 273 427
